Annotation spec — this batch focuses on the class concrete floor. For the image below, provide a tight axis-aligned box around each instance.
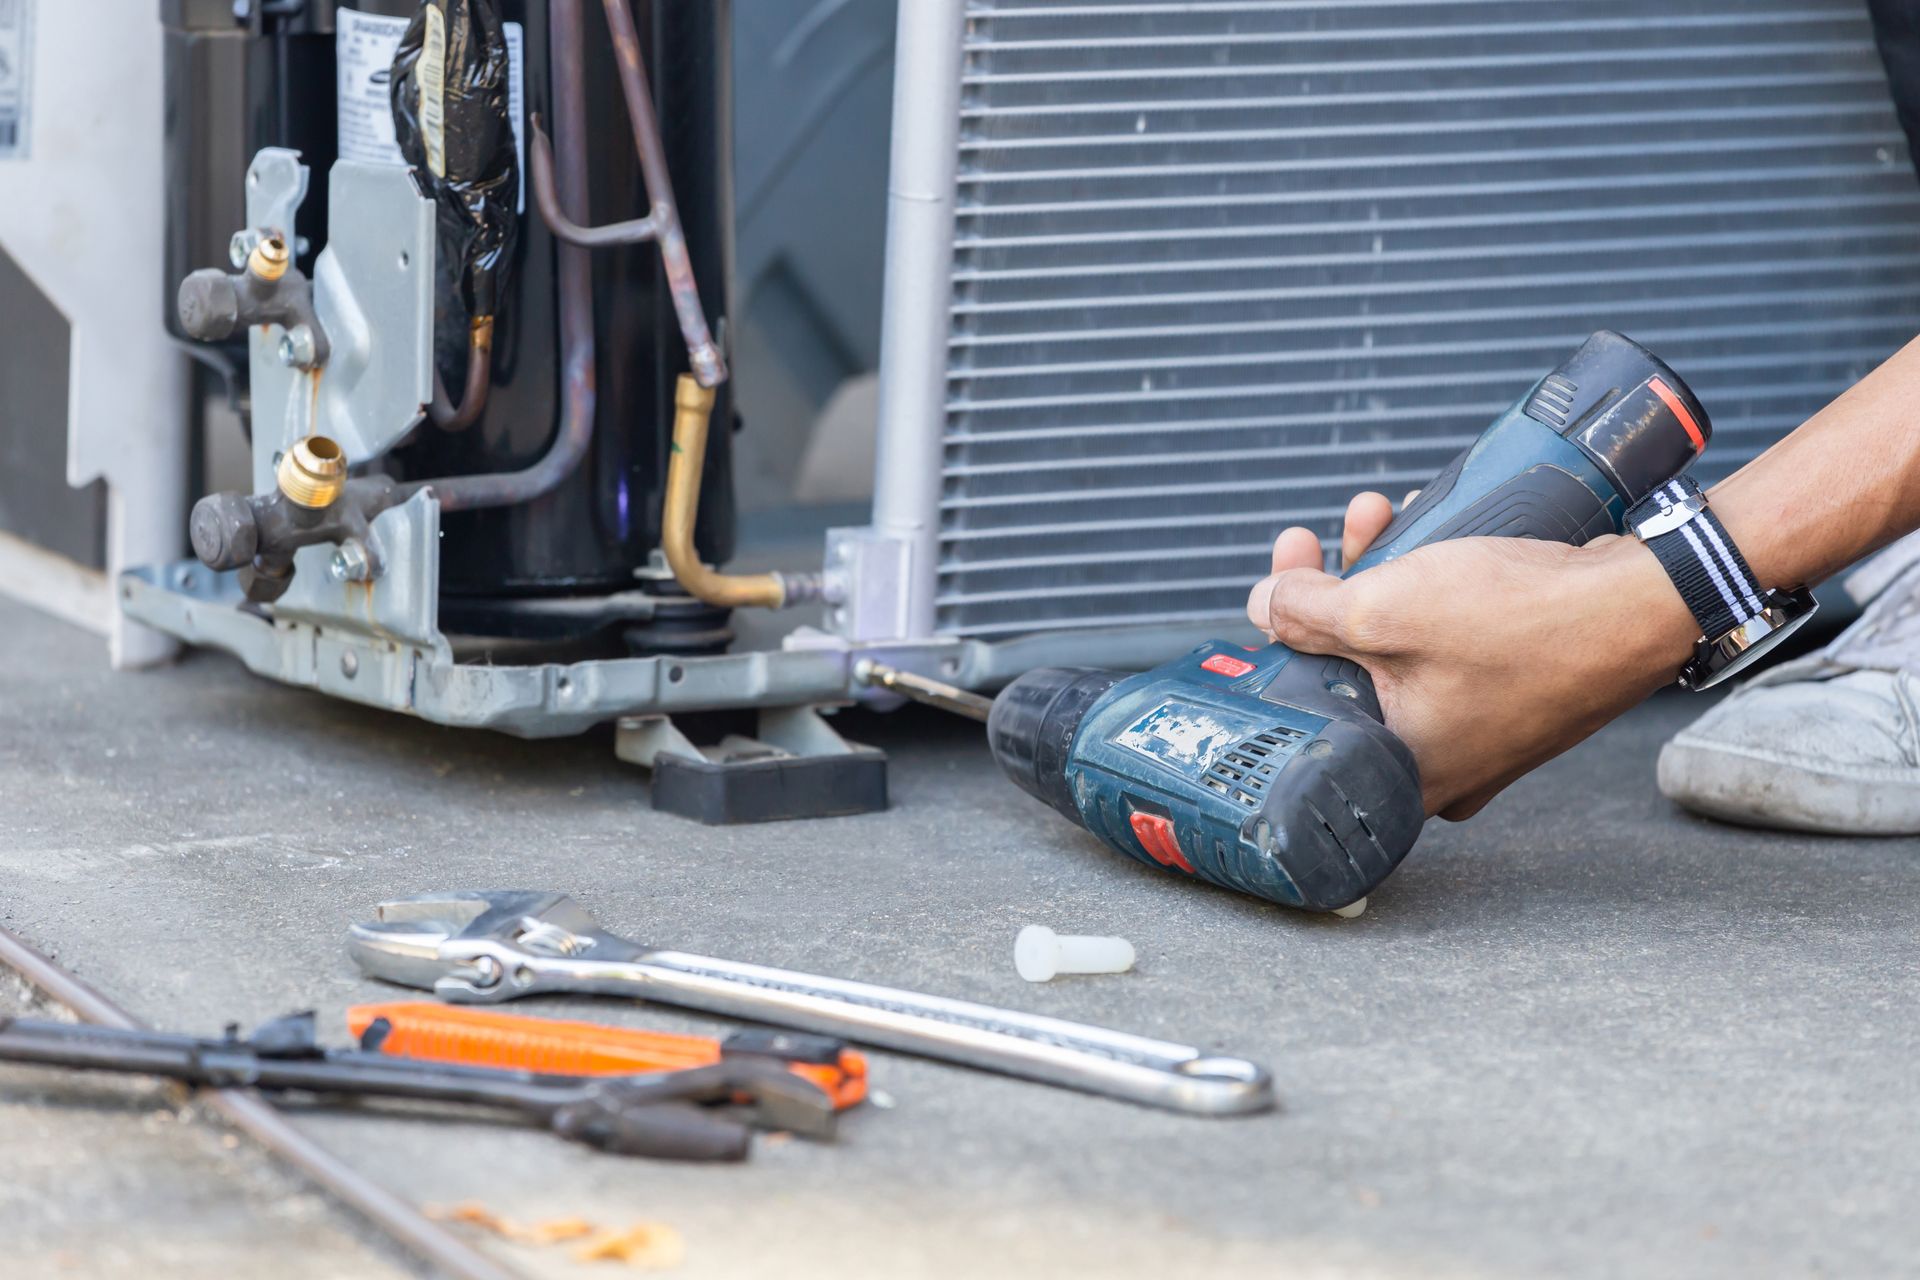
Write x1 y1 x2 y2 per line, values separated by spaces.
3 593 1918 1278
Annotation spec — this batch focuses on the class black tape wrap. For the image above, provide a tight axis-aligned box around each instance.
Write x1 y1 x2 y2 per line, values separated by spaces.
391 0 520 357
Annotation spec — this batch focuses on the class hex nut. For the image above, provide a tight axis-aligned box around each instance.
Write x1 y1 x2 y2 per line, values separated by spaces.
277 325 318 369
329 542 372 584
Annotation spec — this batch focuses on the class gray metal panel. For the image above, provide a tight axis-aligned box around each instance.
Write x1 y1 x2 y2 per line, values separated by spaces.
940 0 1920 639
0 242 102 568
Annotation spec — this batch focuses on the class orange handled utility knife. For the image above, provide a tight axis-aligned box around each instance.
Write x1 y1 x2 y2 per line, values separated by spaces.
347 1002 867 1110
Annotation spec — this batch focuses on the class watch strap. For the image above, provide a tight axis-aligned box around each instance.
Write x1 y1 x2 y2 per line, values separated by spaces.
1630 477 1765 642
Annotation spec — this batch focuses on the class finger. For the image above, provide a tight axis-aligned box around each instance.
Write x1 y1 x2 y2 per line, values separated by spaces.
1339 492 1397 571
1245 568 1353 656
1268 525 1326 575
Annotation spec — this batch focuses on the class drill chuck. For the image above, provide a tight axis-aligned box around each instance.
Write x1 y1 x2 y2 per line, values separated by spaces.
987 668 1122 821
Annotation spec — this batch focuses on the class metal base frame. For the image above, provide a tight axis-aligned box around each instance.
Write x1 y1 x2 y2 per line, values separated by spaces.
120 549 1233 738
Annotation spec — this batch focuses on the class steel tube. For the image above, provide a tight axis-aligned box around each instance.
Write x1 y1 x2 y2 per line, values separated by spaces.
0 924 523 1280
869 0 968 641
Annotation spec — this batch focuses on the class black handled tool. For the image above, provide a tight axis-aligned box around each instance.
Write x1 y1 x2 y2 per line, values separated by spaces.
0 1012 835 1160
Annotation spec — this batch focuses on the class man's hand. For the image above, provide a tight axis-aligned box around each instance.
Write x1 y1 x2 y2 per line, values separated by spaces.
1248 495 1700 820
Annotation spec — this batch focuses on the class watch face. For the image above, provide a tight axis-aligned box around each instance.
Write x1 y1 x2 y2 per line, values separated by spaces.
1682 589 1820 690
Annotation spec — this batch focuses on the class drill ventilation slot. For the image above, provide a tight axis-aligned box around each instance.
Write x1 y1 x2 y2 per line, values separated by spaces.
1205 729 1306 808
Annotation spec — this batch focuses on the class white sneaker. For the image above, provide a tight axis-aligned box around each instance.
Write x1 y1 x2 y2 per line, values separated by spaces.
1657 533 1920 834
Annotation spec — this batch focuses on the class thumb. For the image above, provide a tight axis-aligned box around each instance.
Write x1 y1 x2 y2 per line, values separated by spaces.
1246 567 1353 656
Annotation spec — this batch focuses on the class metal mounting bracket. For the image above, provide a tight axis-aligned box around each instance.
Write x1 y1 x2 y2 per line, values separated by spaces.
244 153 436 489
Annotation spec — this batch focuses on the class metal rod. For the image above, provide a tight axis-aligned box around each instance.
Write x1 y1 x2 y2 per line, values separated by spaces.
853 658 994 723
0 924 523 1280
415 0 597 514
598 0 726 387
869 0 968 643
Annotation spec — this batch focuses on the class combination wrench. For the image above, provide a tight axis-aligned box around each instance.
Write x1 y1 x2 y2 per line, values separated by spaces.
347 891 1275 1117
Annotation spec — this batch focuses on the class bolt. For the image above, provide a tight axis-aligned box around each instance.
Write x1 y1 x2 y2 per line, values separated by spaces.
339 651 359 679
228 229 259 269
1015 925 1135 983
328 541 372 584
277 325 317 369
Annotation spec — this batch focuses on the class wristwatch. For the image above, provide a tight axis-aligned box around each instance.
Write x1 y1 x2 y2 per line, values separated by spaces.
1627 476 1818 690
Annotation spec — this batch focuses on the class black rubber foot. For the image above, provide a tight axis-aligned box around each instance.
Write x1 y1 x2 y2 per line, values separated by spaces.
650 748 889 824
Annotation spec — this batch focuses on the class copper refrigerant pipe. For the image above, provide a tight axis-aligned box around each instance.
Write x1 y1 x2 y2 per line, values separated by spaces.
598 0 726 387
662 375 818 608
428 316 495 432
413 0 595 513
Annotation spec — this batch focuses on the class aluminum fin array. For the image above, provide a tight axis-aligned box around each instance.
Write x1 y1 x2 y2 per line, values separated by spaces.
940 0 1920 638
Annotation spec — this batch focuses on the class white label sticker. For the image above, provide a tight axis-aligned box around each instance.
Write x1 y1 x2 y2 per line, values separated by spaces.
503 20 525 213
335 6 525 211
419 4 448 177
336 7 410 167
0 0 33 160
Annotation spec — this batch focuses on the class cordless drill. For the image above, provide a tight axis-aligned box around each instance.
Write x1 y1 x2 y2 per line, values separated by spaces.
988 332 1711 912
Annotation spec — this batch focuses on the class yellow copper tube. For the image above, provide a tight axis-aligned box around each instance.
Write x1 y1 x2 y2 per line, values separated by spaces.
661 375 787 609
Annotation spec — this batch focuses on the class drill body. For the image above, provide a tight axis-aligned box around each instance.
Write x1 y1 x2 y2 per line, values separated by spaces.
989 332 1712 911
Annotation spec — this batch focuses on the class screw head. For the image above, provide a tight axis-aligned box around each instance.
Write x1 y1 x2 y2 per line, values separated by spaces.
277 325 317 369
328 541 372 584
339 651 359 678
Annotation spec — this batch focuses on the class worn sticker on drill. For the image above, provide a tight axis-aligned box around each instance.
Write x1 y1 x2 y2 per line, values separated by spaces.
336 7 526 210
0 0 33 160
1114 699 1277 782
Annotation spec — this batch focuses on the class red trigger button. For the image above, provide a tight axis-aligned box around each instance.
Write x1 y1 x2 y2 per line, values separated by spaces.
1201 654 1256 678
1128 812 1196 874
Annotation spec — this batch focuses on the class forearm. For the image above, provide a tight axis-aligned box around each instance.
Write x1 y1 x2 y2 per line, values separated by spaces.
1708 334 1920 591
1249 335 1920 819
1592 338 1920 689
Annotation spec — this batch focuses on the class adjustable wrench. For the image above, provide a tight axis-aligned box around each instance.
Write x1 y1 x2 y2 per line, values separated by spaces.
347 891 1274 1116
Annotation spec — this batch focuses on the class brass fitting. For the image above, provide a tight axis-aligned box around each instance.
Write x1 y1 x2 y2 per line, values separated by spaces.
248 234 291 283
277 436 347 509
660 374 787 609
470 313 495 354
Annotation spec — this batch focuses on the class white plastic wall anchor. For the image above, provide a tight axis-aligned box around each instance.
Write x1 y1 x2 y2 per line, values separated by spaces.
1015 925 1135 983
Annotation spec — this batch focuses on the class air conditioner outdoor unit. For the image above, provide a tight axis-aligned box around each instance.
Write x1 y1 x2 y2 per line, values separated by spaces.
846 0 1920 676
36 0 1920 811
